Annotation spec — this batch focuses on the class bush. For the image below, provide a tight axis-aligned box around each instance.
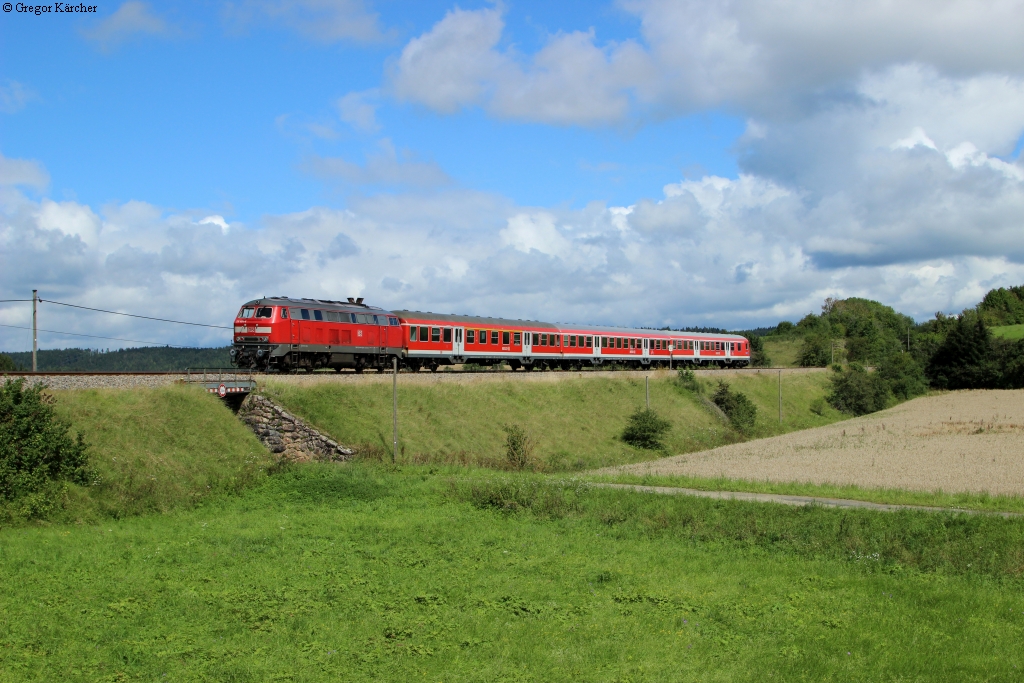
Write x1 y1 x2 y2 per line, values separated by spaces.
742 333 772 367
826 364 890 416
798 334 832 367
501 423 534 470
711 381 757 432
876 352 928 400
0 354 17 372
676 367 702 393
622 407 671 450
1 379 89 505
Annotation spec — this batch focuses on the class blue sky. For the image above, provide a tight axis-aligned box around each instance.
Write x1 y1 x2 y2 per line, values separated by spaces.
2 1 1024 349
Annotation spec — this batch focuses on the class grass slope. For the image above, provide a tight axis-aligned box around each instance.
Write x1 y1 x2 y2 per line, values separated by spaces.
1 465 1022 682
2 385 272 525
992 324 1024 340
264 372 845 470
762 338 803 367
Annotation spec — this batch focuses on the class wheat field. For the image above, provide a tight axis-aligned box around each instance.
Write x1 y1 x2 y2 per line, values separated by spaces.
600 390 1024 495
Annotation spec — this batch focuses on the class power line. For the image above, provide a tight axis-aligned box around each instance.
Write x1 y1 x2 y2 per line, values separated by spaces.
39 299 233 330
0 322 197 348
0 299 33 303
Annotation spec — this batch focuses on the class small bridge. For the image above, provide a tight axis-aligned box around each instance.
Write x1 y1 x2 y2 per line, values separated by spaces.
184 368 258 398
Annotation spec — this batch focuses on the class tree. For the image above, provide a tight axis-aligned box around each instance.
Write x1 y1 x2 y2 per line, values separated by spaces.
827 364 890 416
925 312 1001 390
799 334 832 367
876 352 928 401
742 333 772 367
0 354 17 372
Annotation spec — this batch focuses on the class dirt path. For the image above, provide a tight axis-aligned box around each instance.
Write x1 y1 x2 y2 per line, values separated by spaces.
597 390 1024 496
592 483 1023 517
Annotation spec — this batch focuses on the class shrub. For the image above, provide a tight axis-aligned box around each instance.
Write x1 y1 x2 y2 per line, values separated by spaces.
742 333 772 367
622 407 671 450
711 381 757 432
0 354 17 372
826 364 890 416
501 423 534 470
876 352 928 400
799 334 832 367
0 379 89 504
676 367 702 393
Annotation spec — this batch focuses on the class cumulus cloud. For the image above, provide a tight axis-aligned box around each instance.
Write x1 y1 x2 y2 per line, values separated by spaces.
389 1 1024 124
223 0 387 43
82 2 172 50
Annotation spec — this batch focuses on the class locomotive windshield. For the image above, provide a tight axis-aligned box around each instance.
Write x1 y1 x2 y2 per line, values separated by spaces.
255 307 273 318
239 307 255 318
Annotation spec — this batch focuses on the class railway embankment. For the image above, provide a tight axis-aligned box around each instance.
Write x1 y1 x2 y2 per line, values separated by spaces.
239 394 353 462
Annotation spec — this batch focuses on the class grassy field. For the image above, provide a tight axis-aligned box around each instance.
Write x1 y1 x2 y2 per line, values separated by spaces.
1 464 1022 682
992 324 1024 340
1 385 272 526
761 338 803 367
263 372 846 471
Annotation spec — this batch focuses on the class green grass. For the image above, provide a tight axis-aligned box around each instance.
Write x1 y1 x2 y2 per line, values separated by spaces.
263 372 848 471
992 323 1024 340
2 464 1023 682
1 385 273 526
762 337 803 367
586 472 1024 514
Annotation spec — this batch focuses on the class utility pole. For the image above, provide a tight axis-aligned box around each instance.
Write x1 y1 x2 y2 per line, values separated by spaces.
646 375 650 409
32 290 38 373
392 356 398 464
778 369 782 425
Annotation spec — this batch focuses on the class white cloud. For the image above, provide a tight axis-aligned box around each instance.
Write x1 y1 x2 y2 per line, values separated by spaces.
224 0 387 43
82 2 171 50
337 89 380 132
0 152 49 189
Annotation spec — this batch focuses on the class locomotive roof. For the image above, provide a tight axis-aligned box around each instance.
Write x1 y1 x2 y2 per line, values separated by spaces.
393 310 744 339
245 297 391 315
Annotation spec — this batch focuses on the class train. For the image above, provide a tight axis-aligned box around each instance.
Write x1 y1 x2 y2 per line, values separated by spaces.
229 296 751 372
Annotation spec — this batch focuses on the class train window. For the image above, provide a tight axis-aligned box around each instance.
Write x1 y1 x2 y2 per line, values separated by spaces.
490 331 498 345
239 307 255 318
389 317 400 326
444 328 452 343
314 310 323 321
540 334 547 346
410 326 418 342
431 327 441 343
502 331 510 345
420 326 429 341
567 335 574 347
467 329 475 344
280 308 289 319
255 307 273 318
513 332 521 345
300 309 311 320
586 336 592 348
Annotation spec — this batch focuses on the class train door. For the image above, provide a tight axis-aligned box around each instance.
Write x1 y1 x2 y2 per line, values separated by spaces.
377 316 388 355
289 310 298 343
453 327 464 356
642 338 649 359
522 331 531 357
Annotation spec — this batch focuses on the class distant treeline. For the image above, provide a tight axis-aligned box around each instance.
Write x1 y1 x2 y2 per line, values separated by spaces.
0 346 232 372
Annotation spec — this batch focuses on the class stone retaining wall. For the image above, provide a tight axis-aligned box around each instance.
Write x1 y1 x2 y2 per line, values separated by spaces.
239 394 353 463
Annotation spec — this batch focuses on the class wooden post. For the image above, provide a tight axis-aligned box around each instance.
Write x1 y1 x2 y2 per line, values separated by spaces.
392 357 398 464
31 290 37 373
778 369 782 424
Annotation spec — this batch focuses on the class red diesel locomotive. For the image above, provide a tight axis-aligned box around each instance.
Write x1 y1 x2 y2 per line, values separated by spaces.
230 296 751 372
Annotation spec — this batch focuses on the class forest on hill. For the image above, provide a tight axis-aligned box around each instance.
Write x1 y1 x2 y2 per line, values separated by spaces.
0 346 231 372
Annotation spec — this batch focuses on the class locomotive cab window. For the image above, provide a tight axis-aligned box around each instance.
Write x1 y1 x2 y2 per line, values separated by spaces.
467 330 475 344
255 307 273 318
239 307 255 318
280 308 288 319
389 317 400 326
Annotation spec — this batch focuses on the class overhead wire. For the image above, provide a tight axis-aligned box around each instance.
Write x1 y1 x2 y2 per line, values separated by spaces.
0 322 197 348
38 299 233 329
